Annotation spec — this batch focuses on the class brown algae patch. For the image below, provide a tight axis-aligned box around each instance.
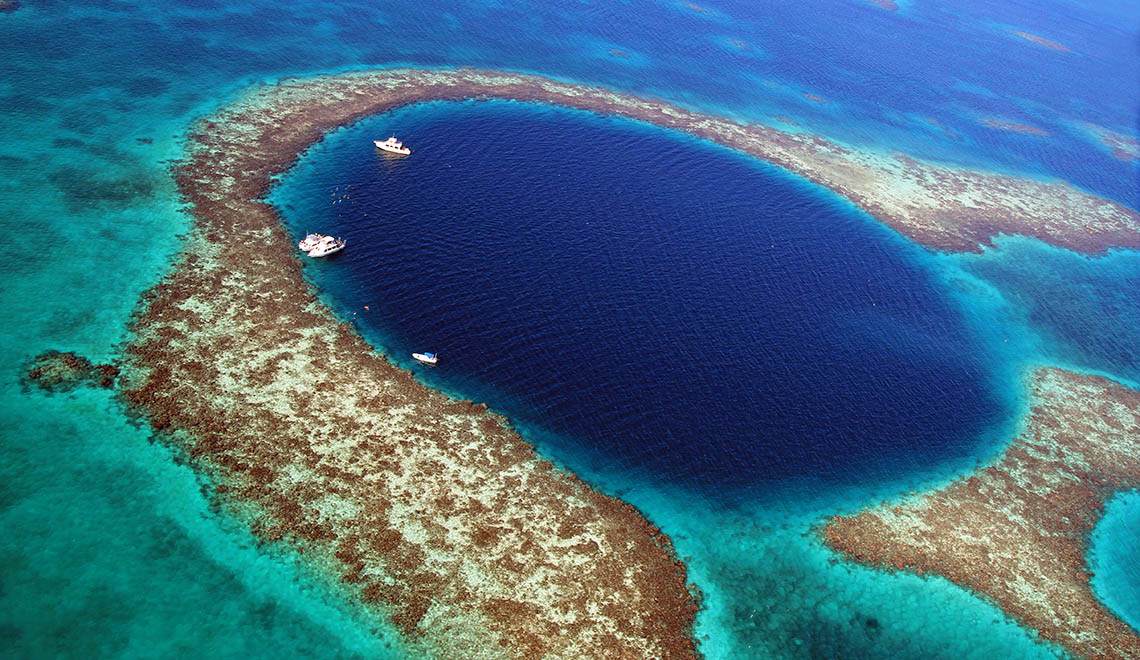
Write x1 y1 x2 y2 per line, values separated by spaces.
1007 30 1073 53
23 350 119 392
823 368 1140 660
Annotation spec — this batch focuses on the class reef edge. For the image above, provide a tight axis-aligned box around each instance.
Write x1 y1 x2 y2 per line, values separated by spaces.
823 368 1140 660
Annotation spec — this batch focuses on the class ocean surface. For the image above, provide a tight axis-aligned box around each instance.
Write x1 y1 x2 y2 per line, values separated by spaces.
273 101 1016 499
2 0 1138 658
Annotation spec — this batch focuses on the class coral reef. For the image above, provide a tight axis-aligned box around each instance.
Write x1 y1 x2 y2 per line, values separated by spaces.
123 69 704 659
1080 122 1140 162
23 350 119 392
1007 30 1072 53
824 368 1140 660
184 68 1140 256
980 118 1050 136
864 0 899 11
122 67 1140 657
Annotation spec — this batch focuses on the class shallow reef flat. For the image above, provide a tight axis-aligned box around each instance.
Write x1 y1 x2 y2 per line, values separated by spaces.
824 368 1140 660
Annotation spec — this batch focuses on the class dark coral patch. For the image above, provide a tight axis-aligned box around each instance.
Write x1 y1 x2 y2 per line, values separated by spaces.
0 94 53 117
51 137 87 149
47 165 157 211
0 154 29 171
23 350 120 393
125 76 170 99
57 108 111 135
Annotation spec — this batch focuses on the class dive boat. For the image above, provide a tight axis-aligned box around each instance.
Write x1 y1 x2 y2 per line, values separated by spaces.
307 235 346 257
298 233 327 251
374 136 411 155
412 352 438 365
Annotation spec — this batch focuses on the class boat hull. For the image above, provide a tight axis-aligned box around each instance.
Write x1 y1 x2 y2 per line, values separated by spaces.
308 244 345 257
374 139 411 155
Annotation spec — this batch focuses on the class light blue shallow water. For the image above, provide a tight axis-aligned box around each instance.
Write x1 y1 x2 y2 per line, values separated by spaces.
2 0 1138 656
0 380 411 660
1090 491 1140 634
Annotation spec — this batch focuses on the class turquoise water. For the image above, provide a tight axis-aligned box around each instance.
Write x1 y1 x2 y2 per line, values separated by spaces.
1090 491 1140 633
0 384 411 660
945 238 1140 386
2 0 1139 656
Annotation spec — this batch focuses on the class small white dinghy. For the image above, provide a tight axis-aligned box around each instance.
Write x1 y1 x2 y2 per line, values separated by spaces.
307 235 346 257
374 136 411 155
412 352 438 365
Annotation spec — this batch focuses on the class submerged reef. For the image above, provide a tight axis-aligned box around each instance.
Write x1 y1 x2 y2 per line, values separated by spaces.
23 350 119 392
1080 122 1140 162
124 69 702 659
863 0 900 10
824 368 1140 660
1007 30 1073 53
979 118 1050 137
0 0 18 14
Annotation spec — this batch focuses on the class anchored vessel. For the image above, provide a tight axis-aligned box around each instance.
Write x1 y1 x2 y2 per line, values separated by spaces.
297 233 326 251
412 352 438 365
298 233 346 257
374 136 411 155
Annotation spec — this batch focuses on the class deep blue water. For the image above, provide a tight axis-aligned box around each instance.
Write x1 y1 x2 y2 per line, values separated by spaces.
3 0 1139 657
277 101 1008 498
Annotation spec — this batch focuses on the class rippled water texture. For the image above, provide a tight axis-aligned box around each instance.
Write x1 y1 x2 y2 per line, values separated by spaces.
275 101 1011 498
272 102 1071 659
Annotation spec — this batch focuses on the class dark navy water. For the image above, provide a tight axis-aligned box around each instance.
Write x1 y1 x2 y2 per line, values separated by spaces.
3 0 1139 657
278 102 1006 498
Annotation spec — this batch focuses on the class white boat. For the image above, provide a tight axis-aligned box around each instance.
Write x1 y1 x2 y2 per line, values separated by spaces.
374 136 411 155
307 235 346 257
298 233 327 251
412 352 438 365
